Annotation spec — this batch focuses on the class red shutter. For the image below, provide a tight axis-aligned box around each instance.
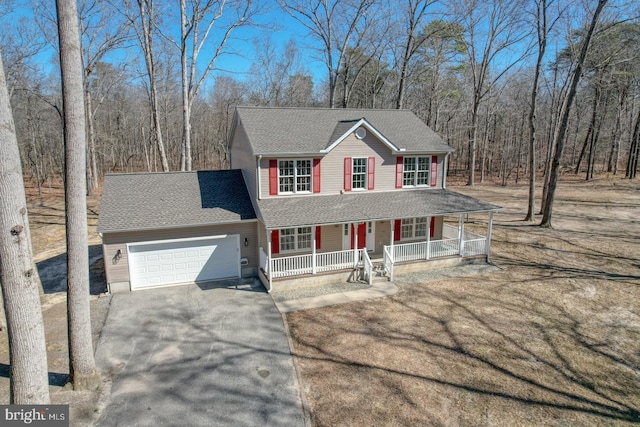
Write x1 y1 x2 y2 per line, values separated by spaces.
344 157 352 191
271 230 280 254
395 156 403 188
315 226 321 250
367 157 375 190
394 220 401 242
313 158 321 193
430 217 435 238
269 159 278 195
431 155 438 187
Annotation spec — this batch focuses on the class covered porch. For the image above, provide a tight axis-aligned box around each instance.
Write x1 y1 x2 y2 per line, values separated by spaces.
255 188 500 292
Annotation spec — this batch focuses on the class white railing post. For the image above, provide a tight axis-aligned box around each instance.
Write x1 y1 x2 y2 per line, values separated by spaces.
458 214 465 257
426 216 431 260
486 211 494 260
312 226 317 274
267 238 273 290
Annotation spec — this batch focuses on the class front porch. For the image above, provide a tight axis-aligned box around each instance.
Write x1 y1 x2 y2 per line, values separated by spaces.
259 217 493 292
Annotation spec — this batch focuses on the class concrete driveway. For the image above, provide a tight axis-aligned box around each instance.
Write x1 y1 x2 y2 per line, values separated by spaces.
94 280 304 426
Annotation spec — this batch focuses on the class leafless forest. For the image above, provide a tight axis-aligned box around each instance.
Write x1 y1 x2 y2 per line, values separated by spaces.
1 0 639 198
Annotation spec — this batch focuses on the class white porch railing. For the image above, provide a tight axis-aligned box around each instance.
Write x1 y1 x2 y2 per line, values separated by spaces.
271 253 313 278
362 249 373 285
316 249 358 273
383 245 394 281
262 226 488 280
393 241 426 262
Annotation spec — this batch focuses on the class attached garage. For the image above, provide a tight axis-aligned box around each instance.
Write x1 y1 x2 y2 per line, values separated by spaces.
97 170 258 293
128 235 240 290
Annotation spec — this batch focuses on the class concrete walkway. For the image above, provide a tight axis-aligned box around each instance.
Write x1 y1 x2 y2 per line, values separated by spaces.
273 280 398 313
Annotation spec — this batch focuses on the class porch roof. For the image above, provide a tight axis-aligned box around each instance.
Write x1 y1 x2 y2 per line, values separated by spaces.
257 189 501 229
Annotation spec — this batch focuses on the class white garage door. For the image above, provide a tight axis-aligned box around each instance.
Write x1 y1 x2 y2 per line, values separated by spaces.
128 235 240 290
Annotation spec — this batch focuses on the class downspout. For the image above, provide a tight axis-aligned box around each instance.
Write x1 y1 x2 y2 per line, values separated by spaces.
257 155 262 200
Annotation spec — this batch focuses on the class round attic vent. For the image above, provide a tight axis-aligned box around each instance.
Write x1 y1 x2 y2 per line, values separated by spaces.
355 127 367 139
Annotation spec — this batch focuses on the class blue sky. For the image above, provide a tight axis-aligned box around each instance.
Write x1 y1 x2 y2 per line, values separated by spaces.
6 0 328 87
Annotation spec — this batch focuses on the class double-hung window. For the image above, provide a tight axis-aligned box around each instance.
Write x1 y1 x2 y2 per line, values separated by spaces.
352 158 367 190
401 217 428 240
403 156 430 187
279 159 311 194
280 227 312 252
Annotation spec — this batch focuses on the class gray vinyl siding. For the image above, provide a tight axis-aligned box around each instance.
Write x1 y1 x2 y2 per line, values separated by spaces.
375 220 392 253
230 121 257 202
102 222 257 285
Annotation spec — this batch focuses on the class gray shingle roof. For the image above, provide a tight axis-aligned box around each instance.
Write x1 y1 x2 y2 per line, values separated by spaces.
234 107 454 155
256 189 501 229
98 170 256 233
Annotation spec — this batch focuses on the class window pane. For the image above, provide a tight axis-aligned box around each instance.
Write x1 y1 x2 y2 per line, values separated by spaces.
352 158 367 189
296 176 310 192
417 157 430 185
403 157 416 186
401 218 413 239
415 217 427 237
279 161 294 193
280 228 296 251
297 227 312 249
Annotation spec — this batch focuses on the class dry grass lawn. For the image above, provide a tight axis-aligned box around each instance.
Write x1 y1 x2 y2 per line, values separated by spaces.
287 178 640 426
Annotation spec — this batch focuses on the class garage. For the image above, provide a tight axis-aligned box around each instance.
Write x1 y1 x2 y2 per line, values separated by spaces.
127 235 240 290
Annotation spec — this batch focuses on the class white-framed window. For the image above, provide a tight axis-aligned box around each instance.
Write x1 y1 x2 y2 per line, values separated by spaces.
403 156 430 187
401 217 429 240
352 158 367 190
279 159 311 194
280 227 312 252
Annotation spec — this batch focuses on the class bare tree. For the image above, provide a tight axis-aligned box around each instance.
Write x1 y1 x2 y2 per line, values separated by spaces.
56 0 100 389
280 0 378 108
451 0 530 185
173 0 259 171
525 0 560 221
0 52 51 404
541 0 609 227
121 0 170 171
394 0 439 109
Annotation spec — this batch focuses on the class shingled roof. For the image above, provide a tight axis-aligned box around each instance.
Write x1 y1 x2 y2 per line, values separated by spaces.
98 170 256 233
256 189 501 229
233 107 454 155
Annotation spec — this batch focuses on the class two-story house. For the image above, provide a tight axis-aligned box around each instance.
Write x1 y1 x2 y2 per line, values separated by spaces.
98 107 500 293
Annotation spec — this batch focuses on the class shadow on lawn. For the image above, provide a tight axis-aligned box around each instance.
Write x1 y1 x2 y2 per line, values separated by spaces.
37 244 107 295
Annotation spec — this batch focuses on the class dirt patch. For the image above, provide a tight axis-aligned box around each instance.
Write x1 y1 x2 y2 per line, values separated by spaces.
287 178 640 426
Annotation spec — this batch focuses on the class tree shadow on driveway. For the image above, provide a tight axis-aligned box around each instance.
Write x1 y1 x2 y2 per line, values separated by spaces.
37 244 106 295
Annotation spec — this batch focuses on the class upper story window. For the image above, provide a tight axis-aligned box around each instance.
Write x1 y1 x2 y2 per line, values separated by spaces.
344 157 374 191
403 156 430 187
352 158 367 190
279 159 311 194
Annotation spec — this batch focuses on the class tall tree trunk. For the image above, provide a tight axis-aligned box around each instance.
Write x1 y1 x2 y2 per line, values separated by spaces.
541 0 608 227
626 108 640 179
56 0 100 390
85 87 99 190
0 52 51 405
607 91 624 174
575 87 600 174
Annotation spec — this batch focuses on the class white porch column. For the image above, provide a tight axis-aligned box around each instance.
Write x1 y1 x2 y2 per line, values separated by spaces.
267 231 273 291
312 226 317 274
426 216 431 260
486 212 494 260
353 223 359 268
458 214 465 256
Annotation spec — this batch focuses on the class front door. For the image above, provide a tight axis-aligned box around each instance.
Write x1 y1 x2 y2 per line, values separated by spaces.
350 223 366 249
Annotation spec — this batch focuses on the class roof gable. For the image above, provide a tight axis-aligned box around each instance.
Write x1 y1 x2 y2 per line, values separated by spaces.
233 107 454 156
322 118 399 154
